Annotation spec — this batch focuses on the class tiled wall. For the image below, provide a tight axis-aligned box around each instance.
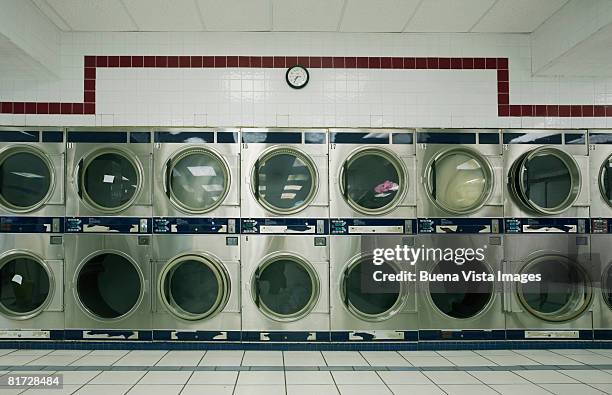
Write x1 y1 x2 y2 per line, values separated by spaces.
1 32 612 129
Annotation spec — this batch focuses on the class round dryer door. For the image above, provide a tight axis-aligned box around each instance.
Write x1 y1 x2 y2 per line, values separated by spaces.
0 253 53 319
252 148 318 214
341 257 404 321
428 260 493 319
76 253 143 320
340 148 405 215
253 256 319 321
167 148 230 213
509 147 581 214
518 255 591 322
603 264 612 310
425 148 493 214
599 154 612 207
0 147 54 213
159 255 230 321
80 150 141 213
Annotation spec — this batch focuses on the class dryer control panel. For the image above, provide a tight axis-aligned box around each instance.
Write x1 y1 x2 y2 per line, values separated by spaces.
418 218 501 234
0 216 63 233
65 217 151 233
504 218 588 233
331 218 415 234
152 217 239 234
241 218 328 234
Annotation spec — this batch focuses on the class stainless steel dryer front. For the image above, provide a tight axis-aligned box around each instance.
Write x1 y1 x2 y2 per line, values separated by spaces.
589 130 612 218
330 235 417 341
153 128 239 219
241 233 329 339
64 234 151 338
151 234 240 340
504 233 593 339
241 128 328 219
0 128 65 218
66 129 152 218
503 130 589 218
417 129 502 218
329 129 416 220
0 233 64 339
592 233 612 340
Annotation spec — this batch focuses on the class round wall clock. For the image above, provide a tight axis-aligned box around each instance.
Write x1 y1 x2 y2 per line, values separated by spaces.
286 65 309 89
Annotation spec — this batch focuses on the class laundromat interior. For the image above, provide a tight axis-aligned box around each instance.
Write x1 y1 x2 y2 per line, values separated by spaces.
2 1 612 394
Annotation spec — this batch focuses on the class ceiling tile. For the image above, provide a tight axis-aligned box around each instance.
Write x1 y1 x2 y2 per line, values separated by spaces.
123 0 204 31
197 0 270 31
404 0 495 32
472 0 568 33
273 0 343 31
340 0 421 32
46 0 136 31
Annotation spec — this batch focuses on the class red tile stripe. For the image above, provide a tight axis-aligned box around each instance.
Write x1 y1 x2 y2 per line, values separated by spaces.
1 55 611 117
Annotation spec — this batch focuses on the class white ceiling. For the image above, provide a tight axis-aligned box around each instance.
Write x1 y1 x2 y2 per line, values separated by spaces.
31 0 570 33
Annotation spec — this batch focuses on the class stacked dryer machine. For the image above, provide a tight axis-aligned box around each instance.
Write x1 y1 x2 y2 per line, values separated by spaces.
64 129 153 340
588 129 612 339
416 129 505 341
502 129 593 340
151 128 241 341
329 129 418 341
0 127 65 339
240 128 330 341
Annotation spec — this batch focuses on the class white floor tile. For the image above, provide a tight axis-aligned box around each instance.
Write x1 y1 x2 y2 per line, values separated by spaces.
139 371 192 384
187 371 238 385
439 384 499 395
331 371 383 385
88 350 130 357
475 350 518 356
423 371 481 384
55 370 102 384
234 384 286 395
388 384 445 395
285 371 334 385
242 351 283 366
73 384 132 395
566 355 612 365
437 351 481 357
445 356 497 366
8 350 52 356
283 351 326 366
236 371 284 385
359 351 412 367
400 356 454 367
26 355 84 366
483 355 541 366
540 383 607 395
0 355 43 365
180 385 234 395
0 349 16 356
20 384 81 394
114 351 167 366
337 384 392 394
198 350 244 366
467 370 529 384
89 370 147 385
322 351 369 366
287 384 339 395
591 350 612 357
70 356 123 366
527 355 585 366
47 350 91 356
155 351 205 366
377 371 432 385
127 384 183 395
551 349 600 356
591 384 612 394
514 370 579 384
490 384 557 395
398 351 440 357
559 370 612 383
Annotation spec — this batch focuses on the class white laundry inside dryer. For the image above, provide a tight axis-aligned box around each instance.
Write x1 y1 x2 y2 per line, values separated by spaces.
432 152 487 212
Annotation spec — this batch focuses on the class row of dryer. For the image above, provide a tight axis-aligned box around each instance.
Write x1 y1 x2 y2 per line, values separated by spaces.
1 232 609 341
0 127 610 221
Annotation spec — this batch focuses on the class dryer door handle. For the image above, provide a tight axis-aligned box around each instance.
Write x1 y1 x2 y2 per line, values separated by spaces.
254 266 261 308
342 269 350 307
75 158 84 198
164 159 172 196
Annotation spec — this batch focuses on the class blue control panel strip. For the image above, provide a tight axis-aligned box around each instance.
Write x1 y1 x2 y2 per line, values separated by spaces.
418 218 502 234
331 218 416 235
153 217 239 234
241 218 329 234
417 132 476 144
67 131 129 143
0 217 63 233
65 217 151 234
504 218 589 234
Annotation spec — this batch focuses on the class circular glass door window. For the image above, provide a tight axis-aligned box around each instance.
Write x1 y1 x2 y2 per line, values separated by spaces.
168 149 230 213
252 148 317 214
341 149 404 215
81 152 140 212
160 256 229 321
429 260 493 319
254 257 319 321
510 148 580 214
426 149 492 214
599 155 612 207
518 256 591 322
77 253 142 320
603 264 612 310
0 148 52 212
0 255 51 318
342 258 402 321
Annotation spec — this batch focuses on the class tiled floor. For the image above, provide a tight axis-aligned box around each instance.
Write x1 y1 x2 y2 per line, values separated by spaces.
0 349 611 394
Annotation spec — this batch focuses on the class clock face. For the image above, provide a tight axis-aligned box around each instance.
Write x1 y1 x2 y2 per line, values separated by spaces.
286 65 309 89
